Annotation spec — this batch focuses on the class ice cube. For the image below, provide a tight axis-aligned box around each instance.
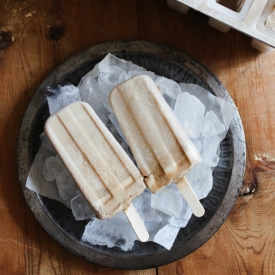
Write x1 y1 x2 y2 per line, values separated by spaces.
144 210 171 241
102 95 113 113
169 200 193 228
132 190 157 222
179 83 236 130
109 54 130 73
202 136 221 167
191 138 202 153
109 55 148 74
153 224 180 250
78 76 105 113
71 193 95 221
40 132 56 152
42 156 66 182
98 66 128 96
56 170 80 200
186 163 213 200
202 110 226 138
151 188 183 217
82 212 137 251
26 146 70 207
83 53 145 78
46 84 81 115
174 92 205 139
155 76 181 99
166 182 179 192
96 104 109 124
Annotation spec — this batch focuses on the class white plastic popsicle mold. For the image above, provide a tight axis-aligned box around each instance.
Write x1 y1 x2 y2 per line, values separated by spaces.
167 0 275 53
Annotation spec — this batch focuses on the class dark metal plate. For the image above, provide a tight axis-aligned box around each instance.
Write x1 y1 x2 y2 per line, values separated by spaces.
17 40 246 269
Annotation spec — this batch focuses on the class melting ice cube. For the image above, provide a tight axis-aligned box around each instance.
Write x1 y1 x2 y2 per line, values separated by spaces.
46 84 81 115
163 94 176 110
153 224 180 250
56 170 80 201
98 66 128 96
82 212 137 251
133 190 157 222
78 76 105 113
155 76 181 99
26 146 69 206
191 138 202 153
186 163 213 200
151 188 183 217
40 132 56 152
144 210 171 241
202 136 221 167
202 110 226 138
174 92 205 139
71 193 95 221
95 104 109 124
169 199 193 228
42 156 66 182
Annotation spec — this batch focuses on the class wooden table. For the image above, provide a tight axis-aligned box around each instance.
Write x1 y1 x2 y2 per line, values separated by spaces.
1 0 275 274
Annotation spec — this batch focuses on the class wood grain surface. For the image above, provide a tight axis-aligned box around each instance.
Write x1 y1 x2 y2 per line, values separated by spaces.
1 0 275 274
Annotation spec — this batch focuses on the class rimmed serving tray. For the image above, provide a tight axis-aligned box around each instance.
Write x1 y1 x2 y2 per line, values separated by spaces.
17 40 246 270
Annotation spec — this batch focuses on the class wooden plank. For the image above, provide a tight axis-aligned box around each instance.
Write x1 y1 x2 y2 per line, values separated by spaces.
158 173 275 275
138 0 275 274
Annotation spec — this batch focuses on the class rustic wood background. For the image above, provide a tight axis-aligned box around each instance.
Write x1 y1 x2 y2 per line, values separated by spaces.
1 0 275 274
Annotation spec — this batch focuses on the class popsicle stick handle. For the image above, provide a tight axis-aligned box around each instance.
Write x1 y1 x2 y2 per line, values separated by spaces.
176 177 205 217
124 203 149 242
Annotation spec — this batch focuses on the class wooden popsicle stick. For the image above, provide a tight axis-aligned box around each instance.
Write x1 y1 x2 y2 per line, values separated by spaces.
124 203 149 242
176 177 205 217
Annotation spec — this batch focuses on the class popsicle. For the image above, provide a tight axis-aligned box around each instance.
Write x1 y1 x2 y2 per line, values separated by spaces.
44 101 149 241
109 75 205 217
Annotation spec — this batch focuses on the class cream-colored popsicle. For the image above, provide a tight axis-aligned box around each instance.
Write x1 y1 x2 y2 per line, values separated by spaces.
44 101 148 241
109 75 205 217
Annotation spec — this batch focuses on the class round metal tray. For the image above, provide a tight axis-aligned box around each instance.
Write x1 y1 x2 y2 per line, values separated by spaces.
17 40 246 269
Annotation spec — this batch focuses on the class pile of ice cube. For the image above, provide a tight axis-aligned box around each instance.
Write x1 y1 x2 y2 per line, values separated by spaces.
26 54 236 251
